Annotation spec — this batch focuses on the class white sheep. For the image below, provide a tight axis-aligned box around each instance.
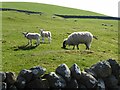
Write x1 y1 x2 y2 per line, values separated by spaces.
22 32 41 46
62 31 97 50
40 29 51 43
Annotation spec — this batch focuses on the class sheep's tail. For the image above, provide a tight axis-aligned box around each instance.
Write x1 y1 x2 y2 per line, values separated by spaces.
93 36 98 40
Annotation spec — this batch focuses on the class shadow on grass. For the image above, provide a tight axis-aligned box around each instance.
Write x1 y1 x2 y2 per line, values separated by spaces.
61 47 94 54
61 47 70 50
40 42 50 44
13 45 38 51
13 42 50 51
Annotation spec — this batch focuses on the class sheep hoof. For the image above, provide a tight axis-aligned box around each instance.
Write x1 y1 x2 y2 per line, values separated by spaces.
61 47 65 49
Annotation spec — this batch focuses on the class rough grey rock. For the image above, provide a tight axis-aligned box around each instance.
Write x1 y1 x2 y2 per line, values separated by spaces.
17 69 33 83
66 78 78 88
43 72 66 88
70 63 81 80
55 63 71 82
103 75 118 88
80 84 87 89
76 80 87 89
25 78 49 89
15 76 26 89
0 82 7 90
84 68 97 78
118 67 120 85
5 72 16 86
7 85 18 90
97 78 105 90
90 61 112 78
30 66 46 78
41 79 50 88
107 59 120 82
0 72 6 82
79 71 98 88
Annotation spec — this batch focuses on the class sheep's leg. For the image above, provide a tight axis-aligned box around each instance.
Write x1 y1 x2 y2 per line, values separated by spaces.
42 37 44 43
48 37 51 43
26 39 30 46
36 39 38 46
85 43 90 50
86 47 89 50
73 45 75 49
77 45 79 50
36 39 40 46
30 39 32 46
38 38 40 45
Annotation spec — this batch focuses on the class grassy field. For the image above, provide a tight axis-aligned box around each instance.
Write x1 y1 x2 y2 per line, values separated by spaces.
1 2 105 16
1 2 119 74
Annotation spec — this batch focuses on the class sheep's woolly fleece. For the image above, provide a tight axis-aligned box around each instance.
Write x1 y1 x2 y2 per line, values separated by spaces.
63 32 95 50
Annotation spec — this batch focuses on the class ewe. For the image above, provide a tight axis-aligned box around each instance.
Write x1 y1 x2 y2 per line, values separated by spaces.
40 29 51 43
22 32 41 46
62 32 97 50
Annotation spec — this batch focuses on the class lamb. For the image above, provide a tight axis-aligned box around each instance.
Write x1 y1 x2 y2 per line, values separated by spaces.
40 29 51 43
62 32 97 50
22 32 41 46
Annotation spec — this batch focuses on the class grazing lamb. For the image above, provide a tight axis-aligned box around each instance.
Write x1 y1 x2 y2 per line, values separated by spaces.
62 32 97 50
22 32 41 46
40 29 51 43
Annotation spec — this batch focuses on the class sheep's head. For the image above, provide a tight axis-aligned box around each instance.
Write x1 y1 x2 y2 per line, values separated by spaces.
40 29 44 34
40 29 44 32
22 32 28 37
62 39 67 49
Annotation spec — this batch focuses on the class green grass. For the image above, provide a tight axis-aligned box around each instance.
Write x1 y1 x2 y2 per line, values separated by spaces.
1 2 119 74
1 2 105 16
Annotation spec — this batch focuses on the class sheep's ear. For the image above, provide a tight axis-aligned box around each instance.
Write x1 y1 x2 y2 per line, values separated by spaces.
42 29 44 31
40 29 43 31
22 32 25 34
22 32 28 35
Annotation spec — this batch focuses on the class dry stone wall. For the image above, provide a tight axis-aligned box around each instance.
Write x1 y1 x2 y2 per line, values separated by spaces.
0 59 120 90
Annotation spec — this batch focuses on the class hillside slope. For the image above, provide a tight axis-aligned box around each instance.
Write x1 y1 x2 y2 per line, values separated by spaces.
1 2 119 74
1 2 104 16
